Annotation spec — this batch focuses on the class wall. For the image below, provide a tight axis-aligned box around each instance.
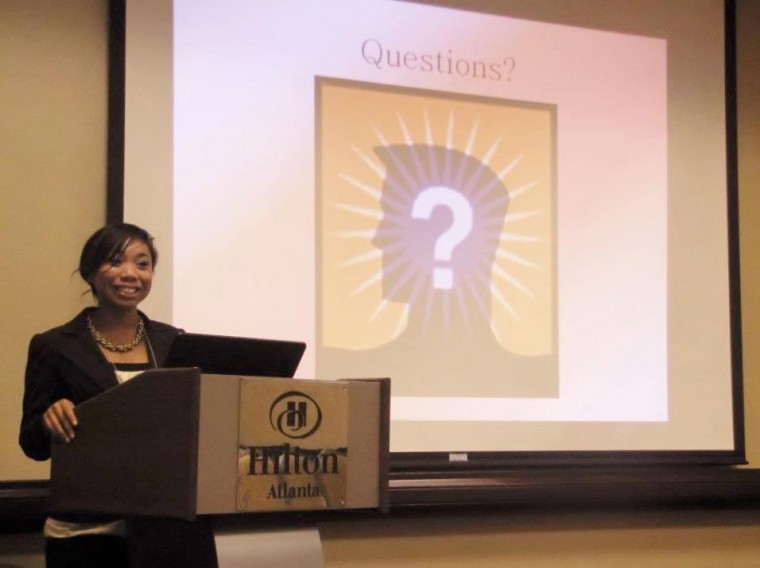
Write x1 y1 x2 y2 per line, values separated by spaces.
2 1 760 566
320 509 760 567
0 0 108 482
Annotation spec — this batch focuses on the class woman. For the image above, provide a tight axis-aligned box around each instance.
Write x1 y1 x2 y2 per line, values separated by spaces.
19 223 187 567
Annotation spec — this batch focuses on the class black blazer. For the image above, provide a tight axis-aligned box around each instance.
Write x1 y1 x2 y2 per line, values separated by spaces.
19 308 180 461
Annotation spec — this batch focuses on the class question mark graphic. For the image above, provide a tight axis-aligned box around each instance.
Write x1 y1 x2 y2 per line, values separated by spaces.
412 186 473 290
504 57 516 81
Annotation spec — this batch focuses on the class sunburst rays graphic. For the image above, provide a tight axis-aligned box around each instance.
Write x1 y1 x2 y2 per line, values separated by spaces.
332 109 544 343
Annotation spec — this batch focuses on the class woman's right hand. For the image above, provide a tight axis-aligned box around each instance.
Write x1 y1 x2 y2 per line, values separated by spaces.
43 399 78 443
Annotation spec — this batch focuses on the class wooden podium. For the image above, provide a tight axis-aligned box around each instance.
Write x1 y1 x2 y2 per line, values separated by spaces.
50 368 390 520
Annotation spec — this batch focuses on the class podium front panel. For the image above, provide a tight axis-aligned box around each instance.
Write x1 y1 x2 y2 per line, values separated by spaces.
51 368 202 519
197 376 387 514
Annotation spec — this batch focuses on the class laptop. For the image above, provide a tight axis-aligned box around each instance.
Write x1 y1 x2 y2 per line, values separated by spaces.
163 332 306 378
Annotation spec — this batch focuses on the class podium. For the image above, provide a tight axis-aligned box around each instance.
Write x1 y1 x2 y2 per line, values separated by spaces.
50 368 390 520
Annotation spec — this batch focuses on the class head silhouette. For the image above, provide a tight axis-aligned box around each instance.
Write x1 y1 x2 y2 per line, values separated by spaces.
373 144 510 319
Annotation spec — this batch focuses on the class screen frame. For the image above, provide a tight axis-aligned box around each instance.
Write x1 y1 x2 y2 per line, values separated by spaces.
108 0 745 472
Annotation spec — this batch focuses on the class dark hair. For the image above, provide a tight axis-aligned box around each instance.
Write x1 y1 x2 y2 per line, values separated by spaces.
79 223 158 297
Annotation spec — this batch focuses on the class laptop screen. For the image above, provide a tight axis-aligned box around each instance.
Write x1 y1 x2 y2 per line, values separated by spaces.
163 332 306 378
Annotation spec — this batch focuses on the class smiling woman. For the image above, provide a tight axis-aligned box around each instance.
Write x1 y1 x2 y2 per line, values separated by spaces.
80 225 155 363
17 223 217 567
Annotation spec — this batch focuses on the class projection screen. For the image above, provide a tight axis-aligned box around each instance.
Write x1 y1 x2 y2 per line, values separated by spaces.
123 0 741 465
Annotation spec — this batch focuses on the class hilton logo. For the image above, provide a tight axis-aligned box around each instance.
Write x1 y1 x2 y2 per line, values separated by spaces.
237 381 350 507
247 391 341 482
269 391 322 439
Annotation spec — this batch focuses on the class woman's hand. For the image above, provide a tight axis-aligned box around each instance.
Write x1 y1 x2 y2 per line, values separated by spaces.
43 399 78 443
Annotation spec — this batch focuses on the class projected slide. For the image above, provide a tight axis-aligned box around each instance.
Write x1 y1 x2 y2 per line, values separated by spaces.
165 0 733 453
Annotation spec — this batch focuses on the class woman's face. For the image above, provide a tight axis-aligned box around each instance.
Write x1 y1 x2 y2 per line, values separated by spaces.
90 239 154 310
